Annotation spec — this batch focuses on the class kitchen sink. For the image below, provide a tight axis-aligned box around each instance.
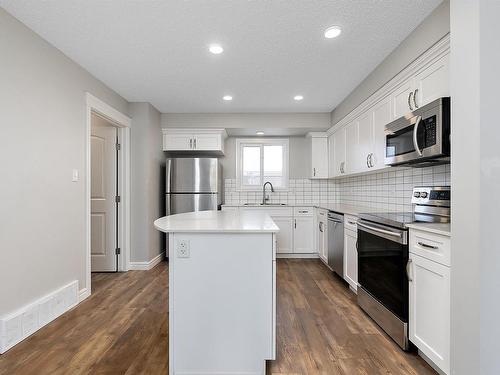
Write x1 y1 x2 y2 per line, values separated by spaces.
243 203 287 206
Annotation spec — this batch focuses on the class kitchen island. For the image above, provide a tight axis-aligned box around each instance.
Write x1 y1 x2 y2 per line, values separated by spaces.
154 210 279 375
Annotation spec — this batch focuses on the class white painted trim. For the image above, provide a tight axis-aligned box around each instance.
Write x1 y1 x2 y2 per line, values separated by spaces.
327 33 450 134
0 281 78 354
129 252 165 271
78 288 91 303
85 93 132 299
276 253 319 259
235 138 290 191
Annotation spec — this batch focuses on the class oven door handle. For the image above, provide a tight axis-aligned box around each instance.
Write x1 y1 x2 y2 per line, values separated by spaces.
357 221 403 239
413 115 423 156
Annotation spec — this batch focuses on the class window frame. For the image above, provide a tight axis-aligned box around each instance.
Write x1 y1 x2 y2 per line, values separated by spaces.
235 138 289 191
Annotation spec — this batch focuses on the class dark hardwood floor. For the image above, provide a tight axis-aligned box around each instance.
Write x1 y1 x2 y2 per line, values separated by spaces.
0 259 436 375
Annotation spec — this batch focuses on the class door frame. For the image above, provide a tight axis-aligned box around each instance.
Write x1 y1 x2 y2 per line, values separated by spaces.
83 92 131 302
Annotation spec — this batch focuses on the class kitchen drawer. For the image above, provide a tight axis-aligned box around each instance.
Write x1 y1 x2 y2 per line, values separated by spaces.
294 207 313 216
409 229 450 267
241 206 293 217
344 215 358 233
317 208 328 218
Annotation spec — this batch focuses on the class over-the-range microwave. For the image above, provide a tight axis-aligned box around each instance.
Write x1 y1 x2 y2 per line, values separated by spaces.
384 97 450 167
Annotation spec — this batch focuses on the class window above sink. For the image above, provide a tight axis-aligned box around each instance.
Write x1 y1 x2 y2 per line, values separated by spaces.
236 138 289 191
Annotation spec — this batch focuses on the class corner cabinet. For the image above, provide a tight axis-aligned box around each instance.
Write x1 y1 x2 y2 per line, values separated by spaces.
408 228 451 375
306 133 328 179
162 128 227 154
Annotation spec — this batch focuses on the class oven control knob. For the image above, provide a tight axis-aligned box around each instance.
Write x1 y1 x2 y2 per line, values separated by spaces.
420 192 428 198
414 192 421 198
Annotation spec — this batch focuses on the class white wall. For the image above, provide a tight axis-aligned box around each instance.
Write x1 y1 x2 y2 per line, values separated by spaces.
129 103 165 263
450 1 500 374
331 0 450 124
0 8 128 316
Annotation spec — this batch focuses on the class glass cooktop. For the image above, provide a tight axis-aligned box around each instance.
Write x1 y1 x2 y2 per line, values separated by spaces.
358 211 450 229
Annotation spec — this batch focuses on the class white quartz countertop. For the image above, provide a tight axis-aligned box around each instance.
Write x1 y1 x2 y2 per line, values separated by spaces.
154 210 280 233
223 203 378 216
405 222 451 236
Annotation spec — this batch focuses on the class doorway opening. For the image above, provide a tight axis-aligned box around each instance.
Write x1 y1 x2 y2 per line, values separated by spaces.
83 93 131 302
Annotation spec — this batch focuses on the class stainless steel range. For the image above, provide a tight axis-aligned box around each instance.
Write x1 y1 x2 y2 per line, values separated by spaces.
356 186 450 350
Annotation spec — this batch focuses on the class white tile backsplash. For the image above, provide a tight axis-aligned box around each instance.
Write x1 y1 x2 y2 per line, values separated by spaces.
224 165 450 211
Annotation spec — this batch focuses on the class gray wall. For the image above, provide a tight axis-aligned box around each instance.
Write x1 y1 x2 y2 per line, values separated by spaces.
161 112 330 130
331 0 450 124
222 136 311 180
129 103 165 262
0 8 128 315
451 1 500 374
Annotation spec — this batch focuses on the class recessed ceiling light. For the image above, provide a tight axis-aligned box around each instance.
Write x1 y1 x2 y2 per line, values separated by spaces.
209 44 224 54
294 95 304 101
256 131 265 136
324 26 342 39
223 95 233 101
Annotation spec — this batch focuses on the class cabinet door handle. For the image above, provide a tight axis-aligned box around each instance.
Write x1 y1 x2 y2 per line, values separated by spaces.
417 241 438 250
189 138 193 149
294 219 297 229
313 167 316 177
406 259 413 282
368 153 373 168
366 154 370 168
408 91 414 111
413 89 419 108
193 138 197 149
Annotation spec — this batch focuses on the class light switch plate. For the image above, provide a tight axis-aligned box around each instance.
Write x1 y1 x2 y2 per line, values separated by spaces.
176 239 190 258
72 169 79 182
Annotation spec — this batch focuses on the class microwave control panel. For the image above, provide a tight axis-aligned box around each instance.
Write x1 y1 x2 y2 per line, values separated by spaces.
423 115 437 147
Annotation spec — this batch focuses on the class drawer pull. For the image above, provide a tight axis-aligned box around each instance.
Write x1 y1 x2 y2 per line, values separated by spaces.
347 220 357 225
298 210 309 213
418 241 438 250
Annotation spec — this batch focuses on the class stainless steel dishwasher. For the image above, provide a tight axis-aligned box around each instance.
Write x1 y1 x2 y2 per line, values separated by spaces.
328 212 344 277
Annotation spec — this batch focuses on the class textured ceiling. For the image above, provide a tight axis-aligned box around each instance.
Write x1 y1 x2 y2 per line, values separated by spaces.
1 0 442 113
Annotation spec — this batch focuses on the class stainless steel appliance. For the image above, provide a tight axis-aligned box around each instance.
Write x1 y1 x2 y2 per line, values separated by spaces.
385 97 450 167
327 212 344 277
165 158 222 215
356 186 450 350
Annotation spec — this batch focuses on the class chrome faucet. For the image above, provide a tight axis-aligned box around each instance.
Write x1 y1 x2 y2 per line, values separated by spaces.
262 181 275 205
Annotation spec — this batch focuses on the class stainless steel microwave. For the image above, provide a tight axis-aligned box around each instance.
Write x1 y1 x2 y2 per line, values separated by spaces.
384 97 450 167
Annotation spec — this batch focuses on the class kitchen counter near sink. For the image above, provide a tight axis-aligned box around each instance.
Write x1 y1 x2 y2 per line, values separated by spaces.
154 210 278 375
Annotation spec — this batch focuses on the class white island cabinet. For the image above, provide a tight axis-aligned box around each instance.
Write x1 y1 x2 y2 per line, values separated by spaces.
154 210 278 375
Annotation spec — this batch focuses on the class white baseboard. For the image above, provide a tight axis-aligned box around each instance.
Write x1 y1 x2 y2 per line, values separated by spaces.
78 288 91 303
0 280 78 354
129 252 164 270
276 253 319 259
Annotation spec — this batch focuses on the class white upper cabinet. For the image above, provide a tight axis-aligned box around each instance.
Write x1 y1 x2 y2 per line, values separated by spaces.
345 121 360 175
413 54 450 109
392 54 450 118
326 37 449 178
307 133 328 179
162 128 227 154
392 78 415 119
332 127 346 177
357 111 374 173
371 96 392 170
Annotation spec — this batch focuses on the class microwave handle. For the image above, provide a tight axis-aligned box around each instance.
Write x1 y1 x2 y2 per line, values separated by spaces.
413 115 423 156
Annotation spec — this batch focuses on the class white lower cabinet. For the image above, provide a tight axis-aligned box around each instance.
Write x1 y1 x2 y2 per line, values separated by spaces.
409 229 451 375
317 209 328 263
344 228 358 292
293 216 315 254
272 216 294 254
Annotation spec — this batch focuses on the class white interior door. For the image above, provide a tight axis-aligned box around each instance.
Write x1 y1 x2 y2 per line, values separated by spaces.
91 115 118 272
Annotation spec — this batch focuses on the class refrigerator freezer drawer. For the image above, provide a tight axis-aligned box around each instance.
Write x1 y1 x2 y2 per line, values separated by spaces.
167 193 219 215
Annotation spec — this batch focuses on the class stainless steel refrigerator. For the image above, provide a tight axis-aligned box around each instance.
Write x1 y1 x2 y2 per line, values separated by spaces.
165 157 223 216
